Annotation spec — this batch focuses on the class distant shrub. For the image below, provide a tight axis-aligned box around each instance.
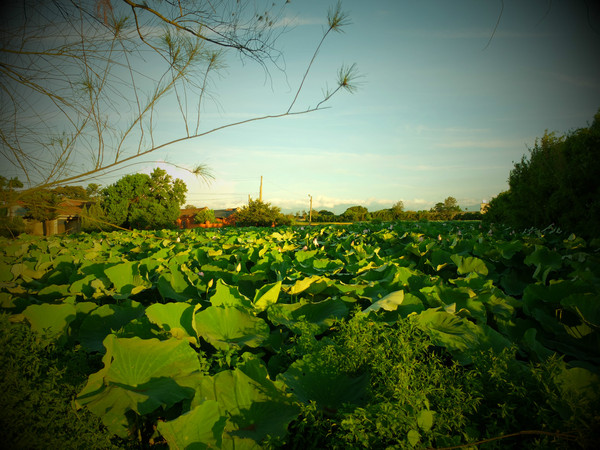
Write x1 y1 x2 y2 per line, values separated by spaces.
194 208 215 224
0 216 25 238
234 198 291 227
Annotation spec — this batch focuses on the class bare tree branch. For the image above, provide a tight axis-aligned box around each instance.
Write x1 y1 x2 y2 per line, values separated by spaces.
0 0 358 204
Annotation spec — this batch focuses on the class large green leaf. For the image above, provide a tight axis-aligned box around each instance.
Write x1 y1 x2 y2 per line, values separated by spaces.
277 354 369 412
361 290 424 317
78 300 145 352
192 367 299 449
157 400 226 449
104 261 151 299
210 279 252 309
76 335 200 437
157 263 200 301
561 293 600 328
450 255 489 276
414 308 480 358
22 303 76 344
253 281 282 311
145 302 199 343
524 246 563 283
195 306 270 350
267 298 349 334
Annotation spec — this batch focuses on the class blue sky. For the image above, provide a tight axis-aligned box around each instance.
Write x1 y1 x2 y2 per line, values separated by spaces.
106 1 600 213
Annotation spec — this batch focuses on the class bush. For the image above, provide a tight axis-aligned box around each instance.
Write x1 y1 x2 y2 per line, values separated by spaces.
233 198 291 227
81 202 110 232
0 315 133 449
0 216 25 238
283 315 599 449
194 208 215 224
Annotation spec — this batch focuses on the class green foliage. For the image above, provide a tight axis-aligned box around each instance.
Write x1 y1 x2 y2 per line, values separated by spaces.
0 216 25 238
21 189 60 221
52 185 88 200
194 208 216 223
0 315 130 449
1 222 599 448
86 183 101 199
342 205 369 221
101 167 187 229
81 201 110 232
392 200 404 217
485 110 600 238
234 198 292 227
0 176 23 218
430 196 462 220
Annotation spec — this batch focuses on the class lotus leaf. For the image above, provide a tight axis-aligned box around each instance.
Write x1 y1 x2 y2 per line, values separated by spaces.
277 354 369 412
145 302 199 343
76 335 200 437
524 246 563 283
450 254 489 276
157 400 226 449
192 368 299 449
253 281 282 311
361 290 424 317
195 305 270 350
78 300 145 352
267 298 349 335
104 261 151 299
157 263 200 301
22 303 76 344
211 279 252 308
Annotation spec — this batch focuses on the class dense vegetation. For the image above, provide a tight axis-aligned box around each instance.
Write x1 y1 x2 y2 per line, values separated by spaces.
234 198 293 227
308 197 481 223
101 168 187 230
1 221 598 448
485 110 600 238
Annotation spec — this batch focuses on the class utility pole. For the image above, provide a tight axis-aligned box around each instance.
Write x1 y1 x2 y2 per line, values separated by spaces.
308 194 313 225
259 176 263 202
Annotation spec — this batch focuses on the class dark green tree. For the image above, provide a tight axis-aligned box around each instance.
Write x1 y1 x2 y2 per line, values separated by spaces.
431 197 461 220
52 185 88 200
101 168 187 229
486 110 600 237
233 198 291 227
0 176 23 217
391 201 404 219
21 190 60 222
85 183 101 199
342 206 369 222
194 209 216 224
0 176 25 237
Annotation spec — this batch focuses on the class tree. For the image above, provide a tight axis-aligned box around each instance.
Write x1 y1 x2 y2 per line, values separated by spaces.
52 186 88 200
391 201 404 219
85 184 102 199
430 196 461 220
194 209 215 224
80 201 109 232
0 0 358 216
101 167 187 229
21 190 61 222
233 198 291 227
342 205 369 222
485 110 600 237
0 176 25 237
0 176 23 217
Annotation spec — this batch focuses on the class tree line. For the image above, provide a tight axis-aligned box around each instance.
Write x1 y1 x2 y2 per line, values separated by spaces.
0 168 186 236
484 109 600 239
297 198 481 224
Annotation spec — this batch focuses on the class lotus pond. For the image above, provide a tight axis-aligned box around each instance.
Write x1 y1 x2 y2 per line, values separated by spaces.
1 221 599 448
